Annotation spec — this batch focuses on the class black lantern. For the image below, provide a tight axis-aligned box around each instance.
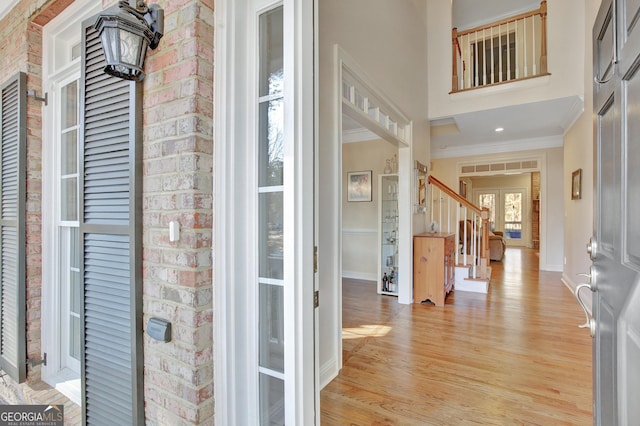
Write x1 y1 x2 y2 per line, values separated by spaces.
94 0 164 81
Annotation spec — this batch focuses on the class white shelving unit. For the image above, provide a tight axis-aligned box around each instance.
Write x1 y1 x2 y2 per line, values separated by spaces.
378 174 399 296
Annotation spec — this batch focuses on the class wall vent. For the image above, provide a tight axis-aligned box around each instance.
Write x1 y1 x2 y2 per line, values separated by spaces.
459 158 539 176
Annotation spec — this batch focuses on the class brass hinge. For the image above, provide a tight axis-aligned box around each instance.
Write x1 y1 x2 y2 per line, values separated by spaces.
313 246 318 273
314 290 319 308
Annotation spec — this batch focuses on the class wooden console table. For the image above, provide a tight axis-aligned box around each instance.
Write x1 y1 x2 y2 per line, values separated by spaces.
413 232 455 306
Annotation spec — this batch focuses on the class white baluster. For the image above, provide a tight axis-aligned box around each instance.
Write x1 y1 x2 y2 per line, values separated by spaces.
532 15 537 75
523 17 528 78
468 34 472 88
515 19 519 79
490 26 494 84
462 207 467 265
474 31 479 86
447 197 451 233
507 21 511 81
482 28 486 85
438 188 442 231
498 23 503 82
430 184 434 225
455 201 460 266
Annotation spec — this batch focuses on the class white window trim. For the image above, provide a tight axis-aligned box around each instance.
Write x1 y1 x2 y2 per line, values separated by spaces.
41 0 102 406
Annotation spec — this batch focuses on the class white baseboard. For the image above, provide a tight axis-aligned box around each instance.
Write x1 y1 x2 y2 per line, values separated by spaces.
319 358 339 390
341 271 377 282
455 279 489 293
541 263 563 272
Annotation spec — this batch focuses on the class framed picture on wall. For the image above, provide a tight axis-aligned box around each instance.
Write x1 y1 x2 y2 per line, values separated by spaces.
347 170 372 202
572 168 582 200
459 180 467 199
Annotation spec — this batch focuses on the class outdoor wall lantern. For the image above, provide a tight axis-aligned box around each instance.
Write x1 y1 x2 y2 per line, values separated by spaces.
94 0 164 81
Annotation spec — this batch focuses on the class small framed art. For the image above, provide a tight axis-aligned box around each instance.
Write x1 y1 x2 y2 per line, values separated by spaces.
572 169 582 200
347 170 372 202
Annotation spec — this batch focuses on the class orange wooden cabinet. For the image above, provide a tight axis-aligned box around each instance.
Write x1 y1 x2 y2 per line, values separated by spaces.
413 233 455 306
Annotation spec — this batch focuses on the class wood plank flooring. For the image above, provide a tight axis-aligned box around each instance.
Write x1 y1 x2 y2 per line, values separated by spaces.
320 248 592 425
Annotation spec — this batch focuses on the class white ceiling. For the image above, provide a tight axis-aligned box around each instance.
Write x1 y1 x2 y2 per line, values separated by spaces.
430 96 583 159
452 0 540 30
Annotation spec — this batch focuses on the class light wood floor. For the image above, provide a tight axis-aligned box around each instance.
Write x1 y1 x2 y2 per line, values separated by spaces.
320 248 593 425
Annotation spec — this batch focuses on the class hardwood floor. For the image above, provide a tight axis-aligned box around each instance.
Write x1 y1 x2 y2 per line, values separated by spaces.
320 248 593 425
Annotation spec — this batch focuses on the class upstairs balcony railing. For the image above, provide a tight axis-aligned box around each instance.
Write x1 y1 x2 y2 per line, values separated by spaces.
451 1 549 93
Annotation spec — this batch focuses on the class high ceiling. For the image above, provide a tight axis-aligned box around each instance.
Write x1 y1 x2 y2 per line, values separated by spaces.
453 0 540 30
342 1 578 160
431 0 576 159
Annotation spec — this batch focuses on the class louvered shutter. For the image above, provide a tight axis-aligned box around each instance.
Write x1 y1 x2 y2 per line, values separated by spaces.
80 19 143 425
0 72 26 383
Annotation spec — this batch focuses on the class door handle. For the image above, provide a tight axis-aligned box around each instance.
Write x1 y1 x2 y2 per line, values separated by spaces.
574 283 595 338
577 265 597 289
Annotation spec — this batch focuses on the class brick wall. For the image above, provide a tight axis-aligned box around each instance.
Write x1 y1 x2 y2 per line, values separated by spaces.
0 0 48 394
0 0 216 424
140 0 215 424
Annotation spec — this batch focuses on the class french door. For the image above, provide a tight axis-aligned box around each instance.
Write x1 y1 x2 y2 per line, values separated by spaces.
588 0 640 424
476 188 527 246
214 0 316 424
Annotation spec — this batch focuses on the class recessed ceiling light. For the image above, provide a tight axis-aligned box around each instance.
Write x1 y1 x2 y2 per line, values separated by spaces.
495 127 504 132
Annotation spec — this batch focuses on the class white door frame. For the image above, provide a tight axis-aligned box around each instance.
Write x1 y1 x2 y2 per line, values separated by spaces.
213 0 316 424
472 186 531 247
317 45 414 389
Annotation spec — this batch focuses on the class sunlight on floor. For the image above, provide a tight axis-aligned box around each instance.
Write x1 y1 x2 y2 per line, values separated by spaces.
342 324 392 339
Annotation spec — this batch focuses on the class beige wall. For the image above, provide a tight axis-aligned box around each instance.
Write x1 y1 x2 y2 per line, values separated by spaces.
561 0 601 311
342 139 398 279
471 173 531 190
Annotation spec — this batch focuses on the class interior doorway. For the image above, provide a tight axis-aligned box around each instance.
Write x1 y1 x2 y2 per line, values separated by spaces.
340 116 399 284
316 45 413 392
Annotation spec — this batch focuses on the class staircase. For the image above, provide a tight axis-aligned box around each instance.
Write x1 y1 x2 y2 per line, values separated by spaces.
427 175 491 293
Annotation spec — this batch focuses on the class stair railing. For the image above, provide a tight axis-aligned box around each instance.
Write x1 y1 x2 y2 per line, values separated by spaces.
428 175 490 279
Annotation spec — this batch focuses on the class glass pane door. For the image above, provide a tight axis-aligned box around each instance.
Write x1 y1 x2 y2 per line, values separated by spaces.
503 191 523 241
478 193 496 231
257 6 285 425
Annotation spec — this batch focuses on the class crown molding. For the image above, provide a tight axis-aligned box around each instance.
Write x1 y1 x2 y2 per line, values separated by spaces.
341 127 380 143
431 135 563 159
